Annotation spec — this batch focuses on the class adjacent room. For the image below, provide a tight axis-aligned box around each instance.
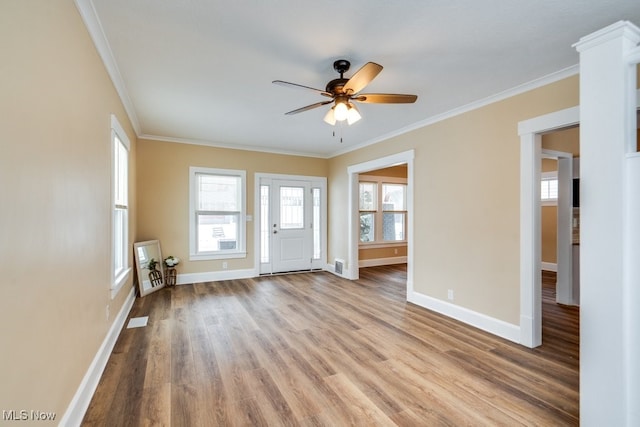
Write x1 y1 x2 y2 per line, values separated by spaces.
2 1 640 425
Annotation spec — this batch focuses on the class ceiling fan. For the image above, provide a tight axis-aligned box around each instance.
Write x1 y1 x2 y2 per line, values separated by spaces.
273 59 418 126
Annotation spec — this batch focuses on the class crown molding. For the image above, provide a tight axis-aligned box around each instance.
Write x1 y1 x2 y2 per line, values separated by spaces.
74 0 141 135
74 2 581 161
139 134 329 159
328 64 580 158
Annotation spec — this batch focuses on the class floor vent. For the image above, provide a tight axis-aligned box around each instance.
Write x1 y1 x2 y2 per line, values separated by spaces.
334 259 344 275
127 316 149 329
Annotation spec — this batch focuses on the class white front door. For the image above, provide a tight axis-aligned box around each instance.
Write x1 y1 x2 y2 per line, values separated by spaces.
257 175 326 275
272 180 312 273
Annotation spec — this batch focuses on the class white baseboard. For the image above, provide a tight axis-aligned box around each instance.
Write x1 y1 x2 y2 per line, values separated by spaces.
541 262 558 272
60 286 136 427
176 268 257 285
359 256 407 268
407 290 521 344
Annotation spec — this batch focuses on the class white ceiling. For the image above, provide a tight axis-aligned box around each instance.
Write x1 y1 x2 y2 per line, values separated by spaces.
79 0 640 158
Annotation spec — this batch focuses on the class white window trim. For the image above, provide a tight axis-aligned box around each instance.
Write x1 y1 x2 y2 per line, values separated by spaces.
189 166 247 261
111 114 131 298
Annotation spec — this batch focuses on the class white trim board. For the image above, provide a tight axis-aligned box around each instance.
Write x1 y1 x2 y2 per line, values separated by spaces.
542 262 558 272
359 256 407 268
408 291 521 344
59 286 136 427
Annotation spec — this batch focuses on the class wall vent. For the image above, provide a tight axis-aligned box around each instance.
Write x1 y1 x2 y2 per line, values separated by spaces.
334 258 344 275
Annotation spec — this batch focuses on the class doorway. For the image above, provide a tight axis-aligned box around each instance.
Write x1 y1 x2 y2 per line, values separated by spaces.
518 106 579 348
256 174 326 275
346 150 414 296
541 145 578 306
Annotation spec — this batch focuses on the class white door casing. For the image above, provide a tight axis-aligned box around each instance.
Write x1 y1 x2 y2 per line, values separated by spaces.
255 174 327 275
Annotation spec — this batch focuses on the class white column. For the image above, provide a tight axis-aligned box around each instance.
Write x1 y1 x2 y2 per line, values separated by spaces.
574 21 640 426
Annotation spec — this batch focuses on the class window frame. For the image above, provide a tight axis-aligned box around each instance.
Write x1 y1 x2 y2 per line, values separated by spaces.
111 115 131 298
358 176 407 246
359 181 378 242
541 171 559 206
189 166 247 261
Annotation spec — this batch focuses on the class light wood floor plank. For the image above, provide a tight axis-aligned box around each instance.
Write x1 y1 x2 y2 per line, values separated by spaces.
82 265 578 426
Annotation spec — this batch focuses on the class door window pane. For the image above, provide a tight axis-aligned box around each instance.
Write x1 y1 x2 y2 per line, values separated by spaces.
280 186 304 229
260 185 270 263
313 188 321 259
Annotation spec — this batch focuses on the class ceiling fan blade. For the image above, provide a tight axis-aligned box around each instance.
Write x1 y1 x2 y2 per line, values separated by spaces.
273 80 333 98
354 93 418 104
285 100 333 115
342 62 383 95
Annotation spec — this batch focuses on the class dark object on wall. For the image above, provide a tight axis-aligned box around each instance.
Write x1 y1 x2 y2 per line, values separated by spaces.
573 179 580 207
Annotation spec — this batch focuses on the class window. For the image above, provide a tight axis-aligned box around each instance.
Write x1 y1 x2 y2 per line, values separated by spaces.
359 182 377 242
190 167 246 260
541 171 558 205
382 184 406 241
111 115 130 296
359 180 407 244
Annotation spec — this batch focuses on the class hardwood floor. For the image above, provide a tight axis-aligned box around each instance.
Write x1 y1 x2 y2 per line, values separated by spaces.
83 265 579 426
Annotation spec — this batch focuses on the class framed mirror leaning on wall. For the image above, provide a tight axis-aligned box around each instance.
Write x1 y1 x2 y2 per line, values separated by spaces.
133 240 165 297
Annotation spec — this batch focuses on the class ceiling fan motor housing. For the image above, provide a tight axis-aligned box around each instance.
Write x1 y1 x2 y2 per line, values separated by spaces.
326 78 349 94
327 59 352 94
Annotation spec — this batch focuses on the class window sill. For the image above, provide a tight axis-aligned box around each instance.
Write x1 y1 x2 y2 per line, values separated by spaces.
359 241 407 249
190 251 247 261
111 267 131 299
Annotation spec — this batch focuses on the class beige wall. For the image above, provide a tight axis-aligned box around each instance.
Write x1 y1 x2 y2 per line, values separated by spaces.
136 139 328 273
359 245 408 261
542 126 580 156
0 0 137 419
329 75 580 325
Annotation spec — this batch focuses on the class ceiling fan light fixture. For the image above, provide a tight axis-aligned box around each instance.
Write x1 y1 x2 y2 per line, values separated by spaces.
334 101 349 121
346 103 361 125
323 106 336 125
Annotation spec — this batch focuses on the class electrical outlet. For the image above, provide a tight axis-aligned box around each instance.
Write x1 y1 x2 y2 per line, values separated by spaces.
394 248 398 255
106 305 110 321
222 261 228 269
447 289 454 301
